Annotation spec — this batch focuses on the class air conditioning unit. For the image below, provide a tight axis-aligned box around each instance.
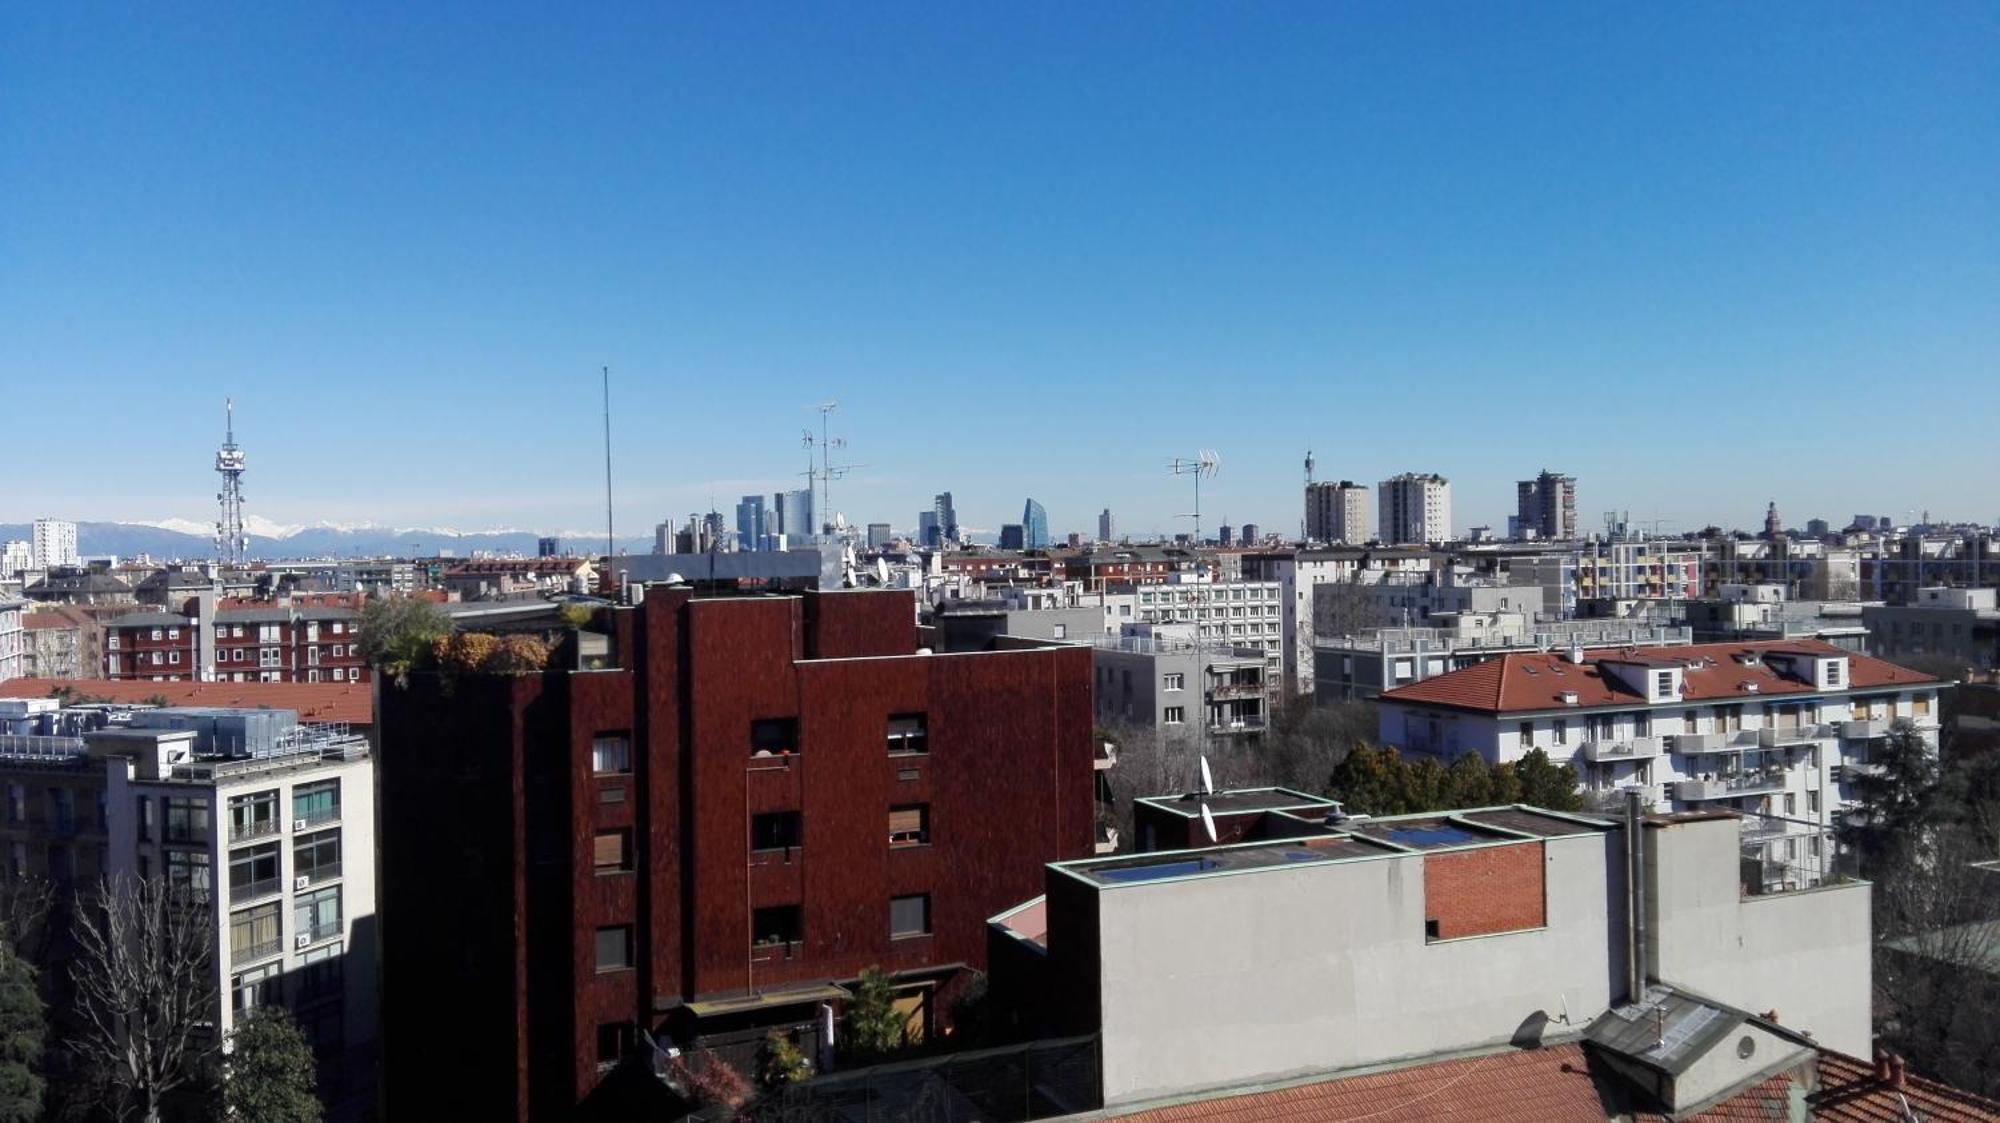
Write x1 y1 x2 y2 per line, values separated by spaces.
293 819 308 832
294 876 310 891
295 934 311 949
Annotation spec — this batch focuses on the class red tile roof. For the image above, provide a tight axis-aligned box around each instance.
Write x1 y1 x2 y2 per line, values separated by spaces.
0 678 373 727
1113 1043 2000 1122
1380 640 1939 716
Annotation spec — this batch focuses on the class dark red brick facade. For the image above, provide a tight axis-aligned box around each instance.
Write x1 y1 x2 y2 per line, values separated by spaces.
378 588 1094 1122
1422 843 1546 940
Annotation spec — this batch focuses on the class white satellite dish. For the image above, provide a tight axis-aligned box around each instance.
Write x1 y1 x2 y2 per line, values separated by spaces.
1198 754 1214 796
1200 801 1218 844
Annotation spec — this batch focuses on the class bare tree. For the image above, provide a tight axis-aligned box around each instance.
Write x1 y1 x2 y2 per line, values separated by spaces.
1311 579 1390 642
68 874 218 1123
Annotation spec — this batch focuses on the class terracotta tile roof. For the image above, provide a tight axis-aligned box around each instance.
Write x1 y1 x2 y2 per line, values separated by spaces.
1111 1043 2000 1122
1380 640 1940 716
22 609 89 631
0 677 373 727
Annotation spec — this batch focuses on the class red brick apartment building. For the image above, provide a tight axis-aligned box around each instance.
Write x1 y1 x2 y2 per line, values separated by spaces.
376 586 1095 1122
102 596 369 684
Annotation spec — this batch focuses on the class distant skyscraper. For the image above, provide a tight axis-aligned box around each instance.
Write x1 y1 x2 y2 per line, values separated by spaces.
866 523 893 548
1378 474 1452 545
918 510 941 548
775 489 815 541
1763 501 1784 541
1098 508 1115 543
31 518 78 571
1240 523 1260 544
1218 524 1234 547
536 537 561 557
932 492 959 544
999 524 1026 551
1305 482 1368 544
1022 498 1049 550
736 495 768 551
1514 470 1577 540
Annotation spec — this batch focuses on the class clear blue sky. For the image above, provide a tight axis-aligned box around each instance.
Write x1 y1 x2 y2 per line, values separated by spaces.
4 4 1995 541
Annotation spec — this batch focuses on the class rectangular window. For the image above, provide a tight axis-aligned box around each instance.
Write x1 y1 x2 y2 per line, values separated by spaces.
594 829 632 873
165 849 213 902
595 925 633 972
1518 721 1533 746
886 714 929 755
232 961 282 1013
292 780 340 826
750 718 798 757
591 735 632 775
230 902 283 964
1553 720 1568 745
295 941 344 1004
1163 673 1184 692
750 811 802 852
1163 707 1185 725
888 805 930 848
1807 790 1821 814
229 843 281 903
164 797 210 844
294 829 341 884
890 894 932 939
295 886 342 945
228 790 280 842
597 1022 635 1070
752 906 803 948
1914 695 1932 718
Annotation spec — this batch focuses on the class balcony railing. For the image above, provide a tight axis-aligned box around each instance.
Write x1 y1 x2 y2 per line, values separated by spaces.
298 862 341 885
1581 736 1663 763
1673 769 1790 802
234 938 283 965
229 819 279 844
1206 682 1265 701
1841 718 1889 739
229 878 281 905
295 806 341 828
1758 724 1833 748
1208 718 1267 736
1673 732 1725 753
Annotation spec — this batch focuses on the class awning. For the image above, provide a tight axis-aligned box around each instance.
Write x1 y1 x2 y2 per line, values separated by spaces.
679 983 851 1019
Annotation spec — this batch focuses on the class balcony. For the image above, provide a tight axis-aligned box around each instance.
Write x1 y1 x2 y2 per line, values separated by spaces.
229 878 282 905
298 862 341 886
1581 736 1663 763
1673 769 1789 802
230 819 279 844
1758 724 1832 748
1841 718 1889 739
233 938 283 965
1673 732 1726 753
1208 717 1267 736
1206 682 1264 701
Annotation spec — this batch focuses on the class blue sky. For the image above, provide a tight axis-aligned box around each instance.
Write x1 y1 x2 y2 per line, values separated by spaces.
3 4 1995 541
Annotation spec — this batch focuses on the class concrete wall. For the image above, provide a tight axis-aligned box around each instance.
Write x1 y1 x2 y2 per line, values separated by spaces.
1644 816 1871 1056
1089 832 1617 1106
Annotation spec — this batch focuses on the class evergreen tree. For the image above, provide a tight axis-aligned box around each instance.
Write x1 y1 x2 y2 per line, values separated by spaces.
842 967 906 1063
1836 721 1940 882
0 941 44 1123
1486 758 1525 804
1512 749 1584 811
1398 757 1449 813
1329 745 1402 815
1444 753 1495 807
221 1008 321 1123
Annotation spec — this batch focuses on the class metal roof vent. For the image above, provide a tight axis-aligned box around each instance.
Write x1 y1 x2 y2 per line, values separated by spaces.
1743 681 1760 693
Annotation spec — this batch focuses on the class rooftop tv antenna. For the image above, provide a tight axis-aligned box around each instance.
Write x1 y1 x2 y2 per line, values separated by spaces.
602 366 616 563
801 401 867 541
1168 449 1222 545
214 398 248 566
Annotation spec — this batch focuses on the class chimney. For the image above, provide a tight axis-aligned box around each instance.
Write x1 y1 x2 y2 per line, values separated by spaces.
1890 1055 1907 1090
1873 1049 1892 1084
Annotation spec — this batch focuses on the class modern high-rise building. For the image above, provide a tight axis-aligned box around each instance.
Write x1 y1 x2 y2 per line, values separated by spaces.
1240 523 1260 543
918 511 941 548
775 489 815 541
1378 474 1452 545
1 541 30 578
1514 470 1577 540
31 518 78 571
866 522 893 548
999 524 1026 551
1022 498 1049 550
1305 481 1369 545
932 492 959 544
1098 508 1116 543
735 495 768 552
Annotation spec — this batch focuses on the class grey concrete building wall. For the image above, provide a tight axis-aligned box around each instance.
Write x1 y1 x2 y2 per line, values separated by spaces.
999 607 1102 644
1087 831 1619 1106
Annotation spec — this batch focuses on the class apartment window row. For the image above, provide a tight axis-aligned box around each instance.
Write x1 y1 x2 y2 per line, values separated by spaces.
747 805 932 853
732 893 932 957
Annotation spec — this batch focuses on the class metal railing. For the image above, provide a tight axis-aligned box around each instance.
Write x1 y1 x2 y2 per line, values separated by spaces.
229 818 280 844
1674 769 1789 802
1322 623 1694 655
0 735 88 764
1581 736 1663 762
1739 814 1850 897
230 877 281 905
234 938 283 965
299 862 341 884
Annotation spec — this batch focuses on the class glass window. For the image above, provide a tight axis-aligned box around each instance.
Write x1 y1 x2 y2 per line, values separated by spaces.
295 886 342 944
164 797 210 843
1164 707 1185 725
750 812 802 852
890 894 931 939
165 849 213 902
595 925 633 972
230 902 282 963
228 790 279 842
292 780 340 826
232 961 283 1013
295 941 344 1004
886 714 929 755
752 906 802 948
594 829 632 873
597 1022 635 1069
888 805 929 848
750 718 798 756
591 735 631 775
294 829 341 884
230 843 281 902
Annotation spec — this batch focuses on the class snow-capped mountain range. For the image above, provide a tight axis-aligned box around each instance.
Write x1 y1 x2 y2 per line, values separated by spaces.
0 520 653 561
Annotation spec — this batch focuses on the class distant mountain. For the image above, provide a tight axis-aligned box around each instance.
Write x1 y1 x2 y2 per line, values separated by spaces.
0 521 653 562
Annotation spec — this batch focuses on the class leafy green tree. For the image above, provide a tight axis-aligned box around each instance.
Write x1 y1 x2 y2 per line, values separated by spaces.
1838 721 1941 881
1512 749 1584 811
220 1007 321 1123
1398 757 1449 814
842 967 907 1062
1444 753 1495 807
1329 745 1403 815
755 1030 813 1089
0 940 45 1123
356 595 452 683
1486 758 1525 805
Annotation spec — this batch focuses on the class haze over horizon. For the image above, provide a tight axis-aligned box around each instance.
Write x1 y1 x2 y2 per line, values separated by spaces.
5 5 1996 541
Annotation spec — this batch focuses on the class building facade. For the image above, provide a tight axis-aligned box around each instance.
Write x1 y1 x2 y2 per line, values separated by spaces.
104 599 373 685
1304 480 1369 545
1092 626 1267 741
1514 469 1577 540
375 587 1094 1122
0 599 21 683
1378 473 1452 545
32 519 79 571
1022 498 1048 551
1097 508 1115 544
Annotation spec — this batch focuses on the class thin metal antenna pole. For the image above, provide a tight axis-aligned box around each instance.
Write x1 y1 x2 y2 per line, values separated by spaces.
603 366 615 563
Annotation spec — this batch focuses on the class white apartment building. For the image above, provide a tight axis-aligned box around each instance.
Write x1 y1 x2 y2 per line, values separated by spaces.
32 518 79 571
1378 473 1451 545
1304 481 1369 545
1 541 31 579
1376 639 1942 878
0 598 22 683
1128 574 1284 687
1241 548 1436 697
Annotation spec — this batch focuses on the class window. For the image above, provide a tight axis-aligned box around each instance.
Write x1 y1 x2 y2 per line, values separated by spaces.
1051 624 1066 640
295 886 342 945
331 668 345 682
1825 661 1843 687
1914 695 1932 718
752 906 803 949
150 652 163 666
228 790 279 842
750 718 798 756
890 894 932 939
230 902 283 964
233 961 282 1013
1807 790 1821 814
151 628 163 641
164 797 210 843
1518 722 1534 746
1553 720 1568 746
295 941 344 1004
229 843 281 903
292 780 339 826
594 829 632 873
1163 707 1185 725
886 714 929 755
1634 713 1651 738
591 735 632 775
592 925 634 972
169 651 180 665
165 849 213 901
294 829 341 884
888 805 930 848
168 627 180 640
597 1022 635 1070
1163 673 1184 692
750 811 802 852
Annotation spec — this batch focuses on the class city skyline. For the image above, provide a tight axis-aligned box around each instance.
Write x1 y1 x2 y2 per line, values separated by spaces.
5 6 1996 538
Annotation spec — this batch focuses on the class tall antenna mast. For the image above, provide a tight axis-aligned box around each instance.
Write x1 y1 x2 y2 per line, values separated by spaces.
214 397 248 567
1168 449 1221 546
801 401 866 543
602 366 615 564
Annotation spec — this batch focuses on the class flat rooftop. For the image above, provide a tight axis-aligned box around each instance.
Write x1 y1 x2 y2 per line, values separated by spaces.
1060 804 1612 888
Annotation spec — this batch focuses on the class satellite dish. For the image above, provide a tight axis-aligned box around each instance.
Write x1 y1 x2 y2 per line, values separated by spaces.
1198 754 1214 796
875 557 889 584
1200 802 1218 844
